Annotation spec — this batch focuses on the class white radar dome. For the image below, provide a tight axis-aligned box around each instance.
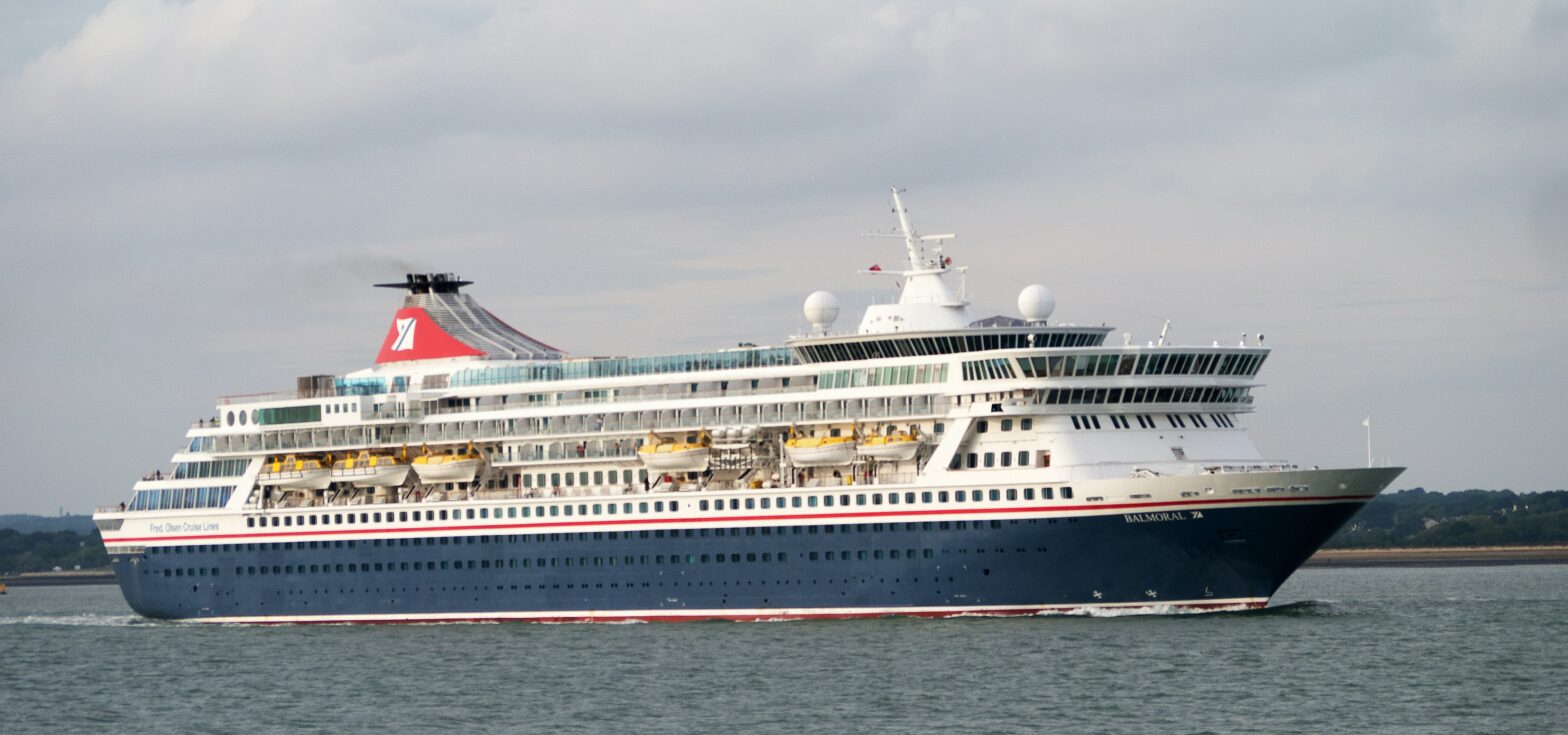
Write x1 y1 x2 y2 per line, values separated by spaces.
1018 284 1055 322
804 291 840 332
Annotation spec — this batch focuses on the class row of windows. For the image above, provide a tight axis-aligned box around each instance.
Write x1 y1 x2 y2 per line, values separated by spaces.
524 468 647 489
213 548 939 578
1037 386 1252 406
245 499 684 528
950 452 1061 474
1071 413 1237 431
975 418 1031 433
697 485 1071 510
817 363 949 391
961 358 1017 382
794 330 1106 364
1016 351 1267 379
257 405 322 426
171 459 250 480
245 479 1081 531
129 486 234 511
159 544 959 580
448 347 799 387
157 519 1059 559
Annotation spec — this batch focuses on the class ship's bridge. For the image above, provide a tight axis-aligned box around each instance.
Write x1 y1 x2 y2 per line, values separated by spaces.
788 324 1113 364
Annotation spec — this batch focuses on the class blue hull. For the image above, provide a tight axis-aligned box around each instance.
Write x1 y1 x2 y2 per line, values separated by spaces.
111 500 1364 621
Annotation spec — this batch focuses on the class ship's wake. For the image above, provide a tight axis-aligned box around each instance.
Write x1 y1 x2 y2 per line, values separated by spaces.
0 613 154 627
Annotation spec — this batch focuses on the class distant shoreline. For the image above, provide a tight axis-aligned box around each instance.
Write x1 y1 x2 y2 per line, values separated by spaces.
1307 545 1568 568
0 570 115 587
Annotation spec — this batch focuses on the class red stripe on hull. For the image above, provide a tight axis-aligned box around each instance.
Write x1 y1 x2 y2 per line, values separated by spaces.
194 601 1269 625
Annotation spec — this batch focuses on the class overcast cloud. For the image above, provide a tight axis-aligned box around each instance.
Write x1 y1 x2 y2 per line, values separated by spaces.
1 0 1564 514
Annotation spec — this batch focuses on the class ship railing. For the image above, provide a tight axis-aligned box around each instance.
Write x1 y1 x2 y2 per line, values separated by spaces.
216 400 954 456
795 473 917 488
94 505 125 514
239 472 931 512
221 380 823 409
1200 463 1300 474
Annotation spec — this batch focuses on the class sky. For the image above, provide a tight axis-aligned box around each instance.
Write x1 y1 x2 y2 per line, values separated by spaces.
0 0 1565 514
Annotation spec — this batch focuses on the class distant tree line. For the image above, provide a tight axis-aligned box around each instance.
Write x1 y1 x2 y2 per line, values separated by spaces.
0 529 110 575
1327 489 1568 548
0 514 96 534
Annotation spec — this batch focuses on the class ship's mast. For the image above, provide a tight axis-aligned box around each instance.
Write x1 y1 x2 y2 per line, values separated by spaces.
855 187 973 333
887 187 954 273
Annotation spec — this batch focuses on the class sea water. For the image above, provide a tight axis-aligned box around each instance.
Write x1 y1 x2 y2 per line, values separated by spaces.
2 565 1565 734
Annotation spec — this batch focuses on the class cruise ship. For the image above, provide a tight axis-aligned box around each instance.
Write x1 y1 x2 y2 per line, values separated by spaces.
94 190 1403 623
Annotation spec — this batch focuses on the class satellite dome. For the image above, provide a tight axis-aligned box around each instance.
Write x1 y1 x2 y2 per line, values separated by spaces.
804 291 840 332
1018 284 1055 322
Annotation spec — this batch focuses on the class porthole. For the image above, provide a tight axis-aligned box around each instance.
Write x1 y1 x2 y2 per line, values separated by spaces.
226 411 235 426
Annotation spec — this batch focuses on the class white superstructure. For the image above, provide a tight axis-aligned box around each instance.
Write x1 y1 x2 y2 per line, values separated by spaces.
93 189 1401 623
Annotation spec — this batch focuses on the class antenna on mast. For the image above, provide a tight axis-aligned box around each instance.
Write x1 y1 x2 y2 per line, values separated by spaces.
865 187 954 273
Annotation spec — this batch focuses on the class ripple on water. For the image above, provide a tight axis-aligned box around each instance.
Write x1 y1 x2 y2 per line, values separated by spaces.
1 566 1564 735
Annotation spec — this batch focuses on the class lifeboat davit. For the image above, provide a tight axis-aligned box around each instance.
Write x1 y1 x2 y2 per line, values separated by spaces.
858 426 924 461
637 431 711 472
411 444 482 483
332 450 411 488
257 455 333 490
785 427 856 467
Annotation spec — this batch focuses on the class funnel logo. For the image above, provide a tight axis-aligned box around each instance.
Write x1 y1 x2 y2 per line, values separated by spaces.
391 317 416 351
375 307 483 364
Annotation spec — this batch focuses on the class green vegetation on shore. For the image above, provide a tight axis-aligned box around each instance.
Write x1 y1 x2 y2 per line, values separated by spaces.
0 529 109 575
1328 489 1568 548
